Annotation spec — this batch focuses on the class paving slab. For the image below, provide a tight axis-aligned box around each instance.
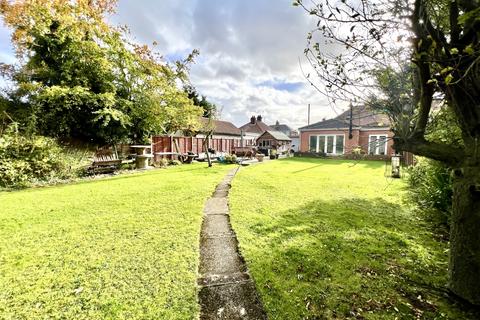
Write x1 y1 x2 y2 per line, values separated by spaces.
201 215 233 237
198 167 267 319
212 182 231 197
199 281 267 320
203 197 229 215
199 236 246 275
216 181 232 189
198 271 251 287
212 189 229 198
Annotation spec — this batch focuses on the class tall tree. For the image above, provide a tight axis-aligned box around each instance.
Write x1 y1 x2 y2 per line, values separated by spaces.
296 0 480 305
184 85 217 118
0 0 202 144
183 85 218 167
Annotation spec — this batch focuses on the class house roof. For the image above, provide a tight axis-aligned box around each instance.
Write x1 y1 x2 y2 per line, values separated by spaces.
299 105 390 130
269 123 293 133
259 130 292 141
300 118 352 130
239 118 273 134
199 117 241 136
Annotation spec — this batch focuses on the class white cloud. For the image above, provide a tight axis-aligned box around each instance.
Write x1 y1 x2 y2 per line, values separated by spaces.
0 0 344 129
111 0 345 128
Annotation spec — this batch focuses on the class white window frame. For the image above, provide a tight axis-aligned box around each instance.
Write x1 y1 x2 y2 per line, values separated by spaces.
310 134 345 155
368 134 388 155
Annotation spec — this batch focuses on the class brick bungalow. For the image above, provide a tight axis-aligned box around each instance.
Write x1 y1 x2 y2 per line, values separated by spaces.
299 106 395 157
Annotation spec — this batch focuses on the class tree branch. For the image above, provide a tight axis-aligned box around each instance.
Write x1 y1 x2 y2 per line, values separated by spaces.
393 136 464 166
411 0 435 137
450 1 460 45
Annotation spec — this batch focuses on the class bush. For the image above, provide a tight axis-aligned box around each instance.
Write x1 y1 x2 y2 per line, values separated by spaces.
169 159 182 166
223 154 237 164
155 158 169 168
0 124 87 188
406 157 452 227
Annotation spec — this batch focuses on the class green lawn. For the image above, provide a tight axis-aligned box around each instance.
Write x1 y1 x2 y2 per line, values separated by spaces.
0 164 232 319
229 158 477 319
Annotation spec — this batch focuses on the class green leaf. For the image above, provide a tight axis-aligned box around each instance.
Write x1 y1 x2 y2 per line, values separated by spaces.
445 74 453 85
440 67 453 75
463 45 474 55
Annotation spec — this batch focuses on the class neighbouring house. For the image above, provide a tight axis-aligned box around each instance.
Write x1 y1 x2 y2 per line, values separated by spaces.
298 105 395 157
270 120 300 151
289 130 300 152
196 117 242 140
239 115 273 145
269 120 294 137
256 130 292 153
152 117 243 159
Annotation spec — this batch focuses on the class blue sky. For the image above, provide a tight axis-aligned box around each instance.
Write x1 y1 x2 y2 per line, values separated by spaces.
0 0 345 129
257 80 304 92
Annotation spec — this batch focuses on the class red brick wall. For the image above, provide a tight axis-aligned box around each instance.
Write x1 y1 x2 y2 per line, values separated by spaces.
358 130 394 155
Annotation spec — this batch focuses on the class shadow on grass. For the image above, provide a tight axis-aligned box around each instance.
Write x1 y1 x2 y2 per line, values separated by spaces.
240 197 480 319
1 164 233 194
291 164 324 173
280 157 385 170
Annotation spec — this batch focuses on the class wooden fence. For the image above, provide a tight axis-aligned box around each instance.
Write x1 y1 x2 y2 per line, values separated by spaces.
151 135 242 160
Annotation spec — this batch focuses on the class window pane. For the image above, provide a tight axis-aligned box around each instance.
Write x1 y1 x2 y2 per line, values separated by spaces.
336 135 344 154
309 136 317 152
318 136 326 153
378 136 386 155
326 136 334 153
369 136 377 155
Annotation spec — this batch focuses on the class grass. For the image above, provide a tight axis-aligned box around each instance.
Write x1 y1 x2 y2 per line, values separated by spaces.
229 158 478 319
0 163 232 319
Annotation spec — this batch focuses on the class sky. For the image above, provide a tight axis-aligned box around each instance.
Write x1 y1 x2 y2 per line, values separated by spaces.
0 0 348 130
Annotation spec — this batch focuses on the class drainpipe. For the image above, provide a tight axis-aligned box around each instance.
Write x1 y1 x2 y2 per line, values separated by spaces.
348 103 353 140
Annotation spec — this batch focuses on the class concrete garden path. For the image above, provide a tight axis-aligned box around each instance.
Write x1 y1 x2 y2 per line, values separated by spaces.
197 167 267 320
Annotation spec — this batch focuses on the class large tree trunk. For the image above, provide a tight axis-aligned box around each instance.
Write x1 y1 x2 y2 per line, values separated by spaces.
449 165 480 305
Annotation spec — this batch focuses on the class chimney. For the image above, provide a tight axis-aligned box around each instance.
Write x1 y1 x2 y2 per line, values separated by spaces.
275 120 280 126
250 115 256 124
257 115 262 122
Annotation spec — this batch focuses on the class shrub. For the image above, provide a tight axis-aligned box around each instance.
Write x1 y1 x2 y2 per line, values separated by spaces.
223 154 237 164
156 158 169 168
352 146 364 155
169 159 182 166
406 157 452 227
295 151 326 158
0 124 87 188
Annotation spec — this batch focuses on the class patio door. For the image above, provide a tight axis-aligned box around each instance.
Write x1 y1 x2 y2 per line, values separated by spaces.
326 136 334 153
315 134 344 155
318 136 325 153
